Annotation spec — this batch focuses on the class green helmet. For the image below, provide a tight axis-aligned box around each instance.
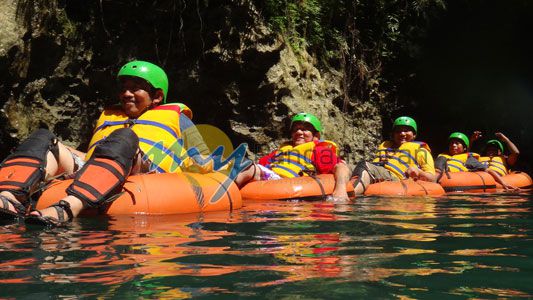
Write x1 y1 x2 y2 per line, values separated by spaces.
291 113 322 132
117 60 169 102
487 139 504 153
393 116 417 134
448 132 469 149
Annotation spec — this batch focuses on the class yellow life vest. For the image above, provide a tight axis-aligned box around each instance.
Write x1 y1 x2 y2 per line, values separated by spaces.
86 104 188 173
437 152 480 172
479 156 508 176
269 140 338 178
372 141 432 180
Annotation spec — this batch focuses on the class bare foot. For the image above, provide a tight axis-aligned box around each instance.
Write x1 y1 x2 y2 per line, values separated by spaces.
28 196 84 220
0 192 26 216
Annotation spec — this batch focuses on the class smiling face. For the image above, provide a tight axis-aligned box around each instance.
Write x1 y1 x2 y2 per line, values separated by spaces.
290 121 319 146
392 125 416 146
448 138 466 155
118 76 163 118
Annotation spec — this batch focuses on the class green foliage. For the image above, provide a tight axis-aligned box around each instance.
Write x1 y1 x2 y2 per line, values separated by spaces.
259 0 445 60
260 0 336 55
255 0 446 114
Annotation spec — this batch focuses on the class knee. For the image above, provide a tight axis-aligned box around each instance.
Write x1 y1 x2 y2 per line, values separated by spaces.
92 128 139 168
235 163 257 187
8 128 59 162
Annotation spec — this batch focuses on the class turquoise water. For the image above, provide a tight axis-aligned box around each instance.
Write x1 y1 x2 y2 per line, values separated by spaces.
1 193 532 299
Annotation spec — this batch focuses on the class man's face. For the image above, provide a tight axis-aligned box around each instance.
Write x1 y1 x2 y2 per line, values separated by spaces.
118 77 161 118
449 138 466 155
392 125 415 146
290 121 318 146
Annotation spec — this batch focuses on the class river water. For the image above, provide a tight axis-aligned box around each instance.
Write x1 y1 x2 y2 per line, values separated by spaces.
1 193 532 298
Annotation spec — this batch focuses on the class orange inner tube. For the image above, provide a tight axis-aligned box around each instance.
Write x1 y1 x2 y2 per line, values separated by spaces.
438 171 497 193
364 180 445 196
496 172 533 189
36 172 242 215
240 174 355 200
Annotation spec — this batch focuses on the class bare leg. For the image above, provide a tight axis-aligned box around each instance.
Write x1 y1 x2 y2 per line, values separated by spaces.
130 151 148 175
234 163 261 188
331 162 350 201
29 195 86 222
353 170 371 195
27 128 138 225
47 143 79 179
1 142 77 215
35 150 141 221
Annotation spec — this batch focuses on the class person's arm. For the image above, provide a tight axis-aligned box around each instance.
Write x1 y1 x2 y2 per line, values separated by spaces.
406 166 437 182
421 171 437 182
179 115 217 172
331 161 350 201
495 132 519 166
433 155 447 180
470 131 482 144
180 114 210 156
407 148 437 182
486 168 518 191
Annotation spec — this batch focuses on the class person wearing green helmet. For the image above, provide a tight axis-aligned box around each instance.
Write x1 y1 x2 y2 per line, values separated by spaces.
117 60 169 103
434 131 518 190
116 61 208 156
0 60 211 227
470 131 520 178
434 132 486 174
351 116 437 195
235 112 351 201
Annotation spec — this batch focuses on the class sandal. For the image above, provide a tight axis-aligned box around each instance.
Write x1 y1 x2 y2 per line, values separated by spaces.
0 156 45 199
25 200 74 228
0 194 27 223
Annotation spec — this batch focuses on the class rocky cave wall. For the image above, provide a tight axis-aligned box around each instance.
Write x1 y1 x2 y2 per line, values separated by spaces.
0 0 384 167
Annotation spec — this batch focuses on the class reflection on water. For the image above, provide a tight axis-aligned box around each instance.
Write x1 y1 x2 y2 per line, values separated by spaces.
0 193 532 298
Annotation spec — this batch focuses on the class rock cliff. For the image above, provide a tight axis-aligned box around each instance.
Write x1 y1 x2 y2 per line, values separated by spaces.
0 0 389 168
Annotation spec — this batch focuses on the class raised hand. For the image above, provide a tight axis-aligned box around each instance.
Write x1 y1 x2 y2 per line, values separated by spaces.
470 131 482 142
